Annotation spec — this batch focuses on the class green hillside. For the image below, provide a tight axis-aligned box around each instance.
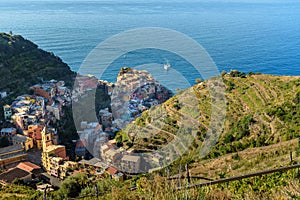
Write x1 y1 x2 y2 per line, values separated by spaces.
2 69 300 199
1 32 300 199
0 32 75 90
0 32 75 118
117 71 300 176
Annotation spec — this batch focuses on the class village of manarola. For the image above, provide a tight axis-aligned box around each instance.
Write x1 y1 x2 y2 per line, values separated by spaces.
0 0 300 199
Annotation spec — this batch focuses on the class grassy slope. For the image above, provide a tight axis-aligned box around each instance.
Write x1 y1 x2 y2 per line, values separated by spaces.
108 72 300 199
118 73 300 176
0 184 41 200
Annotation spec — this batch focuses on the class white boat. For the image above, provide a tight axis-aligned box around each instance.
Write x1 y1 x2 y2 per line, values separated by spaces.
164 62 171 71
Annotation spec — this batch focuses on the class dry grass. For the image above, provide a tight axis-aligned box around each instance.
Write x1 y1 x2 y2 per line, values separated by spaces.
190 139 299 179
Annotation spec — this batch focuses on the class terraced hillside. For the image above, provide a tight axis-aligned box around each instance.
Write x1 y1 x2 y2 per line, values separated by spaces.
116 71 300 175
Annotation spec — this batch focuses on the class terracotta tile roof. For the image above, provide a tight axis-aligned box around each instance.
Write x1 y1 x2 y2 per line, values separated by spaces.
0 168 30 183
106 166 118 175
17 162 41 172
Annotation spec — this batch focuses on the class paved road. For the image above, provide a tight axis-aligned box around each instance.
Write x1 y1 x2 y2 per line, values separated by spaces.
26 147 42 165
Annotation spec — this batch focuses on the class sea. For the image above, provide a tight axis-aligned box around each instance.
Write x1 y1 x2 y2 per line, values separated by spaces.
1 0 300 90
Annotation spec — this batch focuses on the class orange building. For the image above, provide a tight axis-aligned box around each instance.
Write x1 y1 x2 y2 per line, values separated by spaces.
26 124 44 149
31 85 54 105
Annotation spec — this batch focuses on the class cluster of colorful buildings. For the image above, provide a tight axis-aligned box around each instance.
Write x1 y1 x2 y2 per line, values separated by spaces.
111 68 172 129
76 115 142 174
0 74 142 187
0 79 73 183
0 69 173 188
71 74 113 102
72 68 172 174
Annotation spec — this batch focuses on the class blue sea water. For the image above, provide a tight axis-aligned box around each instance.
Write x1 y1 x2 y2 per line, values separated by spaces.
1 0 300 87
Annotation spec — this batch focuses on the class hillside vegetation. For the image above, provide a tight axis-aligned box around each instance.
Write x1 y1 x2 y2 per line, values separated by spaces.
1 32 300 199
4 166 300 199
2 65 300 199
117 71 300 176
0 32 75 118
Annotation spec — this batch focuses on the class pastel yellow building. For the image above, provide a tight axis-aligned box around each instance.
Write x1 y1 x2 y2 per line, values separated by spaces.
41 126 66 174
59 161 78 179
42 145 67 173
12 134 34 151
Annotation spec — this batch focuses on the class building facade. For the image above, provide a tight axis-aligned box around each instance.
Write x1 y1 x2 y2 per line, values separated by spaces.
3 105 12 120
120 155 141 174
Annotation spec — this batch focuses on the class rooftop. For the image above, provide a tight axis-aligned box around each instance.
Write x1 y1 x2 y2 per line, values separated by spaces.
17 162 41 172
105 149 119 157
93 161 108 169
100 144 109 151
13 134 29 142
87 157 101 165
0 144 24 156
106 166 118 175
0 167 30 183
79 158 109 169
82 129 94 135
0 127 16 133
45 145 65 153
50 156 64 162
121 155 141 163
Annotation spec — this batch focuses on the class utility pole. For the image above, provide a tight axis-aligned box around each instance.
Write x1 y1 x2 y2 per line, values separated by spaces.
178 164 182 188
95 184 99 198
185 164 190 200
43 185 48 200
166 167 170 179
296 162 299 178
186 164 191 184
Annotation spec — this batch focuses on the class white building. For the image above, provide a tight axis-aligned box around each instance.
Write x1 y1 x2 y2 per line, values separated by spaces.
3 105 12 120
120 155 141 174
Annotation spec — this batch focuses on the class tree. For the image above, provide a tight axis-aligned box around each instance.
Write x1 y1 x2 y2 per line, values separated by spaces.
221 70 227 76
293 92 300 104
195 78 202 84
248 71 255 76
227 81 235 91
56 173 89 198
